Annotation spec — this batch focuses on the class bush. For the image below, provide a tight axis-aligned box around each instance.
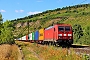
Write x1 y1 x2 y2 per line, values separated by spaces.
73 24 83 43
0 20 15 44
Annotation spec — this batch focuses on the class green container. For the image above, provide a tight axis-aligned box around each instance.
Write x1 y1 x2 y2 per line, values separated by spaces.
32 32 35 40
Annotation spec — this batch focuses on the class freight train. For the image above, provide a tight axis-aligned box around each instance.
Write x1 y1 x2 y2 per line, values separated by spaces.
17 24 73 46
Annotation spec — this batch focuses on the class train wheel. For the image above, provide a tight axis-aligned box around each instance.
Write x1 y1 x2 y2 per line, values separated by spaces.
47 41 49 45
54 42 57 46
50 42 53 45
41 41 44 45
51 41 55 46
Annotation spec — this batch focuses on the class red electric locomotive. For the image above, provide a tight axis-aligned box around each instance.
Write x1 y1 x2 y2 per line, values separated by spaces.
44 24 73 46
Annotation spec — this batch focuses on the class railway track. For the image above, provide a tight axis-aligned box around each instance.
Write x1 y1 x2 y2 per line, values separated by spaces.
65 44 90 60
55 44 90 59
70 44 90 55
39 42 90 56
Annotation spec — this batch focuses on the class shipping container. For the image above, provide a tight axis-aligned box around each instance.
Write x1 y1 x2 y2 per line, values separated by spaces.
34 31 39 40
26 35 28 40
18 38 22 40
28 33 32 40
22 36 26 40
32 32 35 40
39 28 44 40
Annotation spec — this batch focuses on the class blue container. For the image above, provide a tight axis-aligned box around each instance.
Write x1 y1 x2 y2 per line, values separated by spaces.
35 30 39 40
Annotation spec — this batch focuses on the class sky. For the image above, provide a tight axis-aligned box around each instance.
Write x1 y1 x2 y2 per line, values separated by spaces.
0 0 90 22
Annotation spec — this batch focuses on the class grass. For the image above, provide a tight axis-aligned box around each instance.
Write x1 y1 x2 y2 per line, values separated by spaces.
16 41 89 60
22 47 38 60
0 44 20 60
16 41 39 60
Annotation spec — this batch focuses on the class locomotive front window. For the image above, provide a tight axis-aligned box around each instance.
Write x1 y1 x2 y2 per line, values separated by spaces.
65 26 70 31
58 26 64 31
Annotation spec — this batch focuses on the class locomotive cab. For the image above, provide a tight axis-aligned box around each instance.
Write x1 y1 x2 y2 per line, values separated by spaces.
57 24 73 45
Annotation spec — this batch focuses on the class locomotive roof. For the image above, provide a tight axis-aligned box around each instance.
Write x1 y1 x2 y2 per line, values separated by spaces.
55 24 71 26
45 26 54 30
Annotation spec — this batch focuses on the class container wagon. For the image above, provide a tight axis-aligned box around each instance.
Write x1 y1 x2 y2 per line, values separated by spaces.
39 28 44 43
28 33 32 40
35 30 39 40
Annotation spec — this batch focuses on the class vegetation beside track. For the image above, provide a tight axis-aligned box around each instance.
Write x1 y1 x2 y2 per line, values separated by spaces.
16 41 90 60
16 41 39 60
0 44 21 60
0 14 15 45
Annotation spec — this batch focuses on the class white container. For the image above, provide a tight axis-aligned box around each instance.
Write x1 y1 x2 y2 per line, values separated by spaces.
28 33 32 40
22 36 26 40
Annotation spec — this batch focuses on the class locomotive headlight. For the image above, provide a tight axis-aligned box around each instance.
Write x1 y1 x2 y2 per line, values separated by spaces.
58 34 62 36
68 34 72 36
64 34 66 36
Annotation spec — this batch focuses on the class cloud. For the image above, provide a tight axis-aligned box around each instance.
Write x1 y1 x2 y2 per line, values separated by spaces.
15 10 24 13
27 11 41 15
15 10 19 13
0 10 6 12
20 10 24 12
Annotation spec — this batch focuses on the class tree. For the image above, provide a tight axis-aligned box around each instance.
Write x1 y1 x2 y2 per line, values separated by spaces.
0 20 15 44
73 24 83 43
0 13 3 35
73 24 83 38
86 26 90 35
83 26 90 44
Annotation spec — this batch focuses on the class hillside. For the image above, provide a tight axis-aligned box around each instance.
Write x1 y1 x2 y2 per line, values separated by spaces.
12 4 90 45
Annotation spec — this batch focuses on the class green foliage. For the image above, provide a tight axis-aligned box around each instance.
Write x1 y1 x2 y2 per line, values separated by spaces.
86 26 90 35
82 54 90 60
0 20 15 44
83 26 90 44
0 13 3 35
73 24 83 43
